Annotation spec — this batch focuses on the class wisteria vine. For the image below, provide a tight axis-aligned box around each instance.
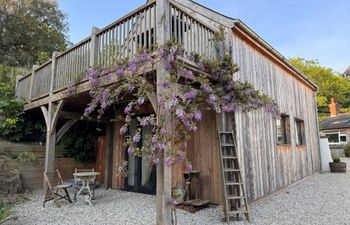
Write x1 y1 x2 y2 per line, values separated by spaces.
80 42 279 175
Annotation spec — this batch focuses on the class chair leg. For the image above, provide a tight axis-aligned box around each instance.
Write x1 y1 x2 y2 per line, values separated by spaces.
53 190 61 208
43 187 48 207
64 188 72 203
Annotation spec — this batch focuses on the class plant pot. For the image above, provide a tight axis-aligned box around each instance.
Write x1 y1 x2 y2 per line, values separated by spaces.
329 162 347 173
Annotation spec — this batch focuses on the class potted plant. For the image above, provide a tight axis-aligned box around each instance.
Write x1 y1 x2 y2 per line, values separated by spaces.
329 157 347 173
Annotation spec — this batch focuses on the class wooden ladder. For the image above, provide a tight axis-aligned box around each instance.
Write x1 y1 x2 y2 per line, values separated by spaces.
218 130 250 223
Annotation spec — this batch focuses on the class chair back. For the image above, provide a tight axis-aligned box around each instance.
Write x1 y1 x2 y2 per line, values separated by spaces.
43 169 64 189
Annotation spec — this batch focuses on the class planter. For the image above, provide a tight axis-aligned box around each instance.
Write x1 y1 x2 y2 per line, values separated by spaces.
329 162 347 173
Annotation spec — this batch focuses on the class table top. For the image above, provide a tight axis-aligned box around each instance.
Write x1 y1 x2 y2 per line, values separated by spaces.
73 172 100 177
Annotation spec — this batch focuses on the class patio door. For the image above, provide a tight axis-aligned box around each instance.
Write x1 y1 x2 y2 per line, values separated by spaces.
125 117 156 194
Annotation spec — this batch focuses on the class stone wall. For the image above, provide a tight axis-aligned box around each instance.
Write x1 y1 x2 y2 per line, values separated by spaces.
329 144 345 157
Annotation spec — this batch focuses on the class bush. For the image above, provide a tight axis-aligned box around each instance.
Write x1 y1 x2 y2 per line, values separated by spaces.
333 157 341 163
17 152 36 163
61 132 95 164
0 203 12 224
344 143 350 157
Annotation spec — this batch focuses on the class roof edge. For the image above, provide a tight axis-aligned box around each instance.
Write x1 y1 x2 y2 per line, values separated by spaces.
233 20 319 92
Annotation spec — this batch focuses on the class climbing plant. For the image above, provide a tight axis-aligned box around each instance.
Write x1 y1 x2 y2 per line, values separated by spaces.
82 42 279 173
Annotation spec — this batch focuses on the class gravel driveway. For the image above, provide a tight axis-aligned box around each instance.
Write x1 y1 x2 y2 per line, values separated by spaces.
7 159 350 225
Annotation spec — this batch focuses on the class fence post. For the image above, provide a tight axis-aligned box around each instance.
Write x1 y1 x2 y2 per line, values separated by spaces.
90 27 100 67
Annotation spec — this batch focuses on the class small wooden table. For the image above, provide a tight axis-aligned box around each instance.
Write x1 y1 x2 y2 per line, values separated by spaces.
73 171 100 206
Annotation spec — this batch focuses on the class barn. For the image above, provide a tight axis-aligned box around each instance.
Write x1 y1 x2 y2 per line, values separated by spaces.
15 0 320 223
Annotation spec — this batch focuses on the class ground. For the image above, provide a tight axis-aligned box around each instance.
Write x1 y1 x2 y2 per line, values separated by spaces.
6 159 350 225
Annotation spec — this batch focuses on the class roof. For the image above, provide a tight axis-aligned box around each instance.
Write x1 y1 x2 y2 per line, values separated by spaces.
320 114 350 130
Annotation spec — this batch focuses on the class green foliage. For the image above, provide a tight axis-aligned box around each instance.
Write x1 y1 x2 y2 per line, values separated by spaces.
333 157 341 163
0 0 69 67
289 58 350 114
0 203 12 224
61 130 96 164
344 143 350 157
17 151 36 163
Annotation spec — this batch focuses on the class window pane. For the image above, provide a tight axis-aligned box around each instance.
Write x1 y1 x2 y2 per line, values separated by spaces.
340 135 347 142
326 133 339 143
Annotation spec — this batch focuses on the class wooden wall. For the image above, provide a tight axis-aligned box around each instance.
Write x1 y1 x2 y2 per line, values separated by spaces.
171 110 223 204
231 29 320 202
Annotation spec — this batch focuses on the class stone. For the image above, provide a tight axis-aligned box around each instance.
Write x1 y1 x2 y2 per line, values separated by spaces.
0 159 24 196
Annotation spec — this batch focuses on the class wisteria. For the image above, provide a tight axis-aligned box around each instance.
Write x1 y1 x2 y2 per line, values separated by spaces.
82 42 279 176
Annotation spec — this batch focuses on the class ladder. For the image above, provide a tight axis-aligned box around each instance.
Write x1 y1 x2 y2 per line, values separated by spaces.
218 130 250 223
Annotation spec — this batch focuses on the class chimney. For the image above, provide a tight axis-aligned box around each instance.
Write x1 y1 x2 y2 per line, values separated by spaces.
329 97 339 117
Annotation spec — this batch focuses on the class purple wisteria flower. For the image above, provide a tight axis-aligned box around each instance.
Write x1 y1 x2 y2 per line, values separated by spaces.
128 64 137 74
194 111 202 122
128 84 135 92
115 67 125 76
166 158 174 167
124 105 132 114
133 133 141 143
137 97 145 105
120 126 127 135
186 162 193 171
178 151 186 164
181 69 194 79
127 147 134 155
175 108 185 119
184 90 197 100
201 84 212 93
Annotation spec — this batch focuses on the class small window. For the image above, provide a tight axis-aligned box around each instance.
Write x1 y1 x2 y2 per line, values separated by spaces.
325 132 347 144
295 119 305 145
276 114 291 144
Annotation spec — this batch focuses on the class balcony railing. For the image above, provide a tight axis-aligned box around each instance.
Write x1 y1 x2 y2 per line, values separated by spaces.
16 0 218 103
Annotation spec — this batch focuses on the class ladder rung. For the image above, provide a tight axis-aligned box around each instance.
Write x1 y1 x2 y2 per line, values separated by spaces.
224 169 240 172
221 143 235 147
227 196 246 200
222 156 237 159
225 182 242 186
219 131 233 134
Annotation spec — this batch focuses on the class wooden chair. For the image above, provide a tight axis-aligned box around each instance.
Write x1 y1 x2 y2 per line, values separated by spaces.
74 168 96 200
43 169 72 207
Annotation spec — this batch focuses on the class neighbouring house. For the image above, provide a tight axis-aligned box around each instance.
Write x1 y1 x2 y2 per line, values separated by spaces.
320 98 350 156
14 0 320 213
344 65 350 78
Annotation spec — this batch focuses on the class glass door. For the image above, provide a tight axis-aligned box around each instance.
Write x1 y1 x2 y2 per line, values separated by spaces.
125 117 156 194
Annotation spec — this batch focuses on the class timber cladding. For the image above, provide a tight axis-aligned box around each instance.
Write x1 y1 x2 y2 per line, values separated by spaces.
231 30 320 202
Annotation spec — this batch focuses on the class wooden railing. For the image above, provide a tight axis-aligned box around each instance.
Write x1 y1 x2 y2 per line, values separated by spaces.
16 0 218 104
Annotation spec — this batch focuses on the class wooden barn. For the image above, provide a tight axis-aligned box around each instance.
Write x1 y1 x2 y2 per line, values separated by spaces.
15 0 320 222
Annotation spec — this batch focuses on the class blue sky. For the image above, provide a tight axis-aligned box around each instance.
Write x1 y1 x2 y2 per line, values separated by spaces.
59 0 350 73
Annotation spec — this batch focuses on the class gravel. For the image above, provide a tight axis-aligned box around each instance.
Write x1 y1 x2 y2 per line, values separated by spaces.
7 158 350 225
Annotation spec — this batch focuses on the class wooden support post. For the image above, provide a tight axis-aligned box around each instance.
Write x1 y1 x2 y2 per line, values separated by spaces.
104 122 115 188
41 100 64 189
28 65 38 102
90 27 100 67
156 0 172 225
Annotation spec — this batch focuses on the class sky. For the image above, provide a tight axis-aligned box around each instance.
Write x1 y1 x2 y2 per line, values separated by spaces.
58 0 350 73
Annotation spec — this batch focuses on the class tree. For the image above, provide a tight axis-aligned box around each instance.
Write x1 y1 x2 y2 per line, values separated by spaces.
0 0 69 68
290 58 350 113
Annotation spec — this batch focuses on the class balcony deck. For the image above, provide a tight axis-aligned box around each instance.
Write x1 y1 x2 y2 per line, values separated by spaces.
16 0 220 111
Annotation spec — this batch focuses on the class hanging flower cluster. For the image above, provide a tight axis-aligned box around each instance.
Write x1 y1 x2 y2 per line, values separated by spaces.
83 42 279 175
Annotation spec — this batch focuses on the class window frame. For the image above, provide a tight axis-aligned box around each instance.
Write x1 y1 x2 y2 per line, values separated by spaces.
276 114 291 145
295 118 306 146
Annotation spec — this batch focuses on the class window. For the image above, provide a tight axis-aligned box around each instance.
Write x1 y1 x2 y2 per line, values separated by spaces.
276 114 291 144
295 119 305 145
325 132 347 144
